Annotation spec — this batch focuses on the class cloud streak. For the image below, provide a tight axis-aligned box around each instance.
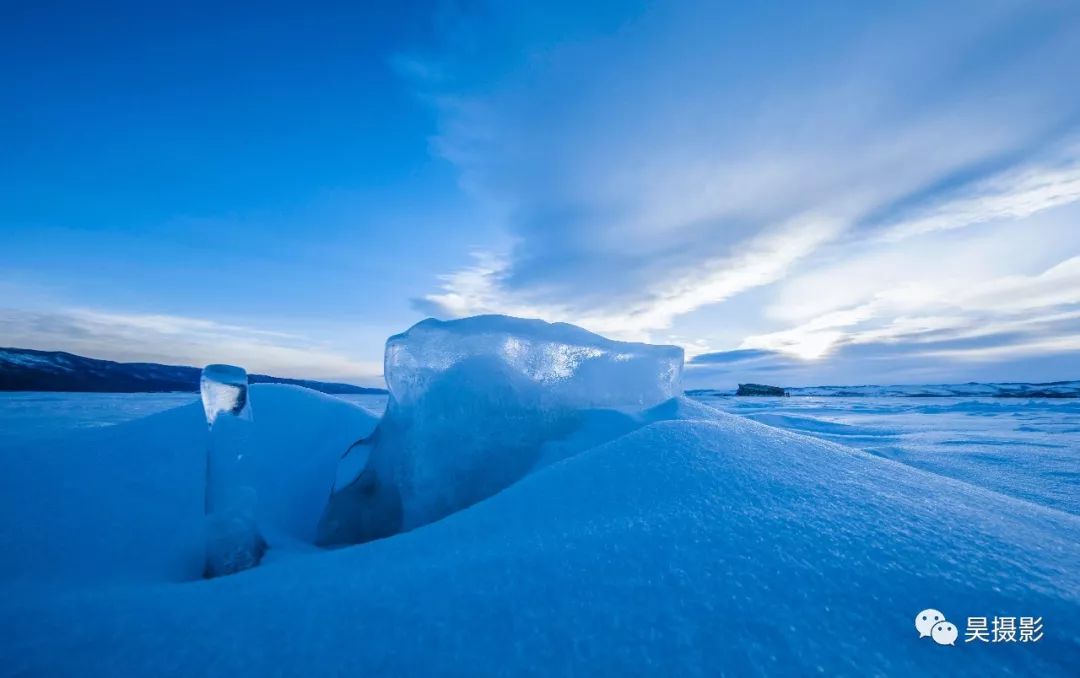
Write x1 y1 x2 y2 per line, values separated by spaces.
878 148 1080 242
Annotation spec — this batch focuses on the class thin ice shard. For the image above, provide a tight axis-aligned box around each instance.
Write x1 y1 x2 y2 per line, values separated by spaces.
200 364 251 427
200 364 265 577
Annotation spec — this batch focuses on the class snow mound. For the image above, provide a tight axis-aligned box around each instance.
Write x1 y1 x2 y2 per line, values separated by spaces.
318 315 684 544
0 384 377 585
4 402 1078 675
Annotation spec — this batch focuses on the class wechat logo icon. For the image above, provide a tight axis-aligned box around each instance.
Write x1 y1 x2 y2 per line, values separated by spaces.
915 609 957 646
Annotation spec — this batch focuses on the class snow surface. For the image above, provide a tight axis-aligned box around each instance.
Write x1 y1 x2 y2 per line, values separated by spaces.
0 317 1077 674
0 392 196 448
695 394 1080 515
0 385 377 587
0 387 1077 675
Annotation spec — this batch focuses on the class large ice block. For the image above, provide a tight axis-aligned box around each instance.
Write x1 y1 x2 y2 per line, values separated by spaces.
317 315 684 545
385 315 684 409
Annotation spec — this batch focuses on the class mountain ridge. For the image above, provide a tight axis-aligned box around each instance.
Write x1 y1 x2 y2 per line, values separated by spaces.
0 347 386 395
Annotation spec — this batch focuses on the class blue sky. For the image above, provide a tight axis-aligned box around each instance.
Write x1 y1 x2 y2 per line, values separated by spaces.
3 0 1079 387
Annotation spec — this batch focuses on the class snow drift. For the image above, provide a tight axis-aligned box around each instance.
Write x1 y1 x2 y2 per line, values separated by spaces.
0 385 378 585
2 394 1078 675
1 315 1077 675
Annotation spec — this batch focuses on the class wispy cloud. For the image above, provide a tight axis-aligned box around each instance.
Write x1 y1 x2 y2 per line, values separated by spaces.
0 308 383 384
403 0 1080 382
419 217 843 340
689 311 1080 388
713 240 1080 386
878 148 1080 242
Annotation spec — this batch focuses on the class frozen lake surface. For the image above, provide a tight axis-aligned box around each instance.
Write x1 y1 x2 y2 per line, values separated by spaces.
0 391 198 448
692 394 1080 515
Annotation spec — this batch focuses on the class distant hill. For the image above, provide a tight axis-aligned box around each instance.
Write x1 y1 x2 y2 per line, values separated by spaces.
687 380 1080 398
0 347 387 395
